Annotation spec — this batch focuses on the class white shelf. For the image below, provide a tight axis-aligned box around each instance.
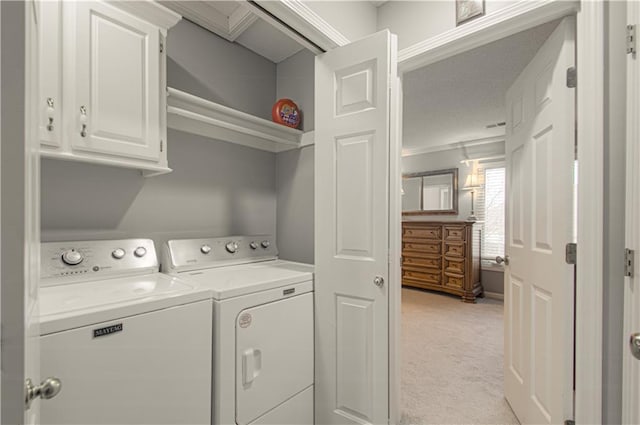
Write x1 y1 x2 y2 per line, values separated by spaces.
41 151 173 177
167 88 309 153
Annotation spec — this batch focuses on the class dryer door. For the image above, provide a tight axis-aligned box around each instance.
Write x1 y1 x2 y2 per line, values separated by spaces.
236 292 314 425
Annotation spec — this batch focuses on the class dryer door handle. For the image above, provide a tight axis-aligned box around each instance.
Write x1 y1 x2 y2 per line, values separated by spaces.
242 348 262 386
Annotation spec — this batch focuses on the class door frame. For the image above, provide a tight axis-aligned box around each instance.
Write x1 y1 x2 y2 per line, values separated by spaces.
398 2 604 424
264 0 604 423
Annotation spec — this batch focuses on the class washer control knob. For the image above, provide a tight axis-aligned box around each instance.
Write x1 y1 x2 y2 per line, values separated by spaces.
61 249 83 266
134 247 147 258
111 248 126 260
225 241 238 254
249 242 258 250
261 240 270 249
201 244 212 255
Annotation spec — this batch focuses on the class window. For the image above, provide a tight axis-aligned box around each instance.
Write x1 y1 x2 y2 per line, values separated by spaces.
480 166 505 266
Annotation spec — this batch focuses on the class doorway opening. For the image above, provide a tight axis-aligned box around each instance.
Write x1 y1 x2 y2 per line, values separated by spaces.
399 17 575 424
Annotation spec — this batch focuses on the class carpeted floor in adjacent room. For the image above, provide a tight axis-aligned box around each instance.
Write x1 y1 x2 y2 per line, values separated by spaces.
400 288 519 425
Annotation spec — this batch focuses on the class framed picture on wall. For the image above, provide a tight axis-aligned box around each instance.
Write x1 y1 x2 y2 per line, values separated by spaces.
456 0 485 26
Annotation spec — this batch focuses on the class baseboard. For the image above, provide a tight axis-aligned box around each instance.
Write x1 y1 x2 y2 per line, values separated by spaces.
484 291 504 301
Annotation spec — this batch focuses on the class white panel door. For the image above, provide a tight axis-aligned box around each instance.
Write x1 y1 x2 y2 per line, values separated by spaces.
315 30 398 425
71 1 161 161
504 17 575 424
623 2 640 423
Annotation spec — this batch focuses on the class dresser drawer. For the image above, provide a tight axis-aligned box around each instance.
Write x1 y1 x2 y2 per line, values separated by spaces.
443 257 465 275
403 255 442 270
403 225 442 240
443 272 464 289
443 241 465 258
403 269 441 285
403 241 441 255
443 225 466 241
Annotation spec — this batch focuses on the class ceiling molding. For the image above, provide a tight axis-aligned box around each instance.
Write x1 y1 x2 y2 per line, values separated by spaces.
161 1 256 42
398 0 579 73
401 135 505 157
228 5 259 41
251 0 350 51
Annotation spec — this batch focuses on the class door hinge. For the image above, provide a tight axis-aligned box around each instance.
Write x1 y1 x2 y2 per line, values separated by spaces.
628 25 636 55
625 248 635 277
566 67 577 88
160 140 164 153
160 41 164 53
565 243 577 265
565 420 575 425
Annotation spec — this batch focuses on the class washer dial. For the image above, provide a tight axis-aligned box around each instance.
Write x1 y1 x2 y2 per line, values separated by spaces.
112 248 126 260
134 247 147 258
201 244 212 254
249 242 258 250
225 241 239 254
261 240 270 249
61 249 83 266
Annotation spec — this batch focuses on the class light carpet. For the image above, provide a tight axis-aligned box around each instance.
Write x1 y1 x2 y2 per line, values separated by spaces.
400 288 519 425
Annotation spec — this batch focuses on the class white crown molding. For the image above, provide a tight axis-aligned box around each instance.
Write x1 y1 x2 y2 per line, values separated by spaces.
229 5 259 41
252 0 350 51
161 1 257 42
401 135 505 157
110 1 181 30
398 0 579 73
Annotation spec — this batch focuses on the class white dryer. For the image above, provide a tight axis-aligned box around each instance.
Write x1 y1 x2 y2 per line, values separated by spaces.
162 236 314 425
39 239 213 425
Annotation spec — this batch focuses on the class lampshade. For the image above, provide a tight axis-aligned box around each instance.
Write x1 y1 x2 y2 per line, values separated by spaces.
462 172 481 190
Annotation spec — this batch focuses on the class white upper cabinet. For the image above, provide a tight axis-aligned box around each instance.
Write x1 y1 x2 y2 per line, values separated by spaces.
39 0 63 148
40 1 180 175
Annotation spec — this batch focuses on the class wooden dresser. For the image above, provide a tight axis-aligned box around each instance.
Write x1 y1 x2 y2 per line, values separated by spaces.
402 221 483 302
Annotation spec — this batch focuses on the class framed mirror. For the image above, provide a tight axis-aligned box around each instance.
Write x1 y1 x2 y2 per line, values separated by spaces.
402 168 458 215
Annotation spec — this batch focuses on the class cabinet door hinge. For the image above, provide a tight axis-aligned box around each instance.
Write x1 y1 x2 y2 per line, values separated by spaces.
160 140 164 153
625 248 635 277
565 243 577 265
160 41 164 53
566 67 577 88
628 25 636 55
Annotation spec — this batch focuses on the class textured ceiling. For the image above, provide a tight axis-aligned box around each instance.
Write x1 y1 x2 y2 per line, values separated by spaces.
402 20 560 153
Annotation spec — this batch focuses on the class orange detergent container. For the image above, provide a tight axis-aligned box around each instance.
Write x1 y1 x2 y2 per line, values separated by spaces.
272 99 301 129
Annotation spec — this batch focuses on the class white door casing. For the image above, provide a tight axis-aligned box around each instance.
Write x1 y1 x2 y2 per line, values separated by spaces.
623 2 640 423
504 17 575 424
315 29 397 425
70 1 161 162
26 0 42 422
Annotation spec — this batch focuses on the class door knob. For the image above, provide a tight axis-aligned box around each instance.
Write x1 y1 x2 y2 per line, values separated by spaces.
374 276 385 287
25 377 62 410
630 332 640 360
496 255 510 266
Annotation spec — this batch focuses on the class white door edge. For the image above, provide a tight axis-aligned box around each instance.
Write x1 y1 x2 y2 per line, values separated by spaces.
623 1 640 423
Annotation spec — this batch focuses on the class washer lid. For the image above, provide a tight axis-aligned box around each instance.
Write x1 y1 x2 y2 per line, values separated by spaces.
175 260 314 300
39 273 211 335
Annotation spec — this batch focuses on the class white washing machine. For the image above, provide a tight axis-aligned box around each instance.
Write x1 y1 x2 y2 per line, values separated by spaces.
162 235 314 425
39 239 213 425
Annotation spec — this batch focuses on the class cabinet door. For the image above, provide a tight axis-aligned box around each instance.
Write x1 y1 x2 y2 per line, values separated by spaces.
39 0 62 148
72 1 160 162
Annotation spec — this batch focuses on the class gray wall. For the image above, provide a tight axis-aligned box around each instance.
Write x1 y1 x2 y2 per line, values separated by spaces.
41 130 276 258
603 2 627 423
276 146 314 264
167 19 276 120
275 49 315 264
276 49 315 131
